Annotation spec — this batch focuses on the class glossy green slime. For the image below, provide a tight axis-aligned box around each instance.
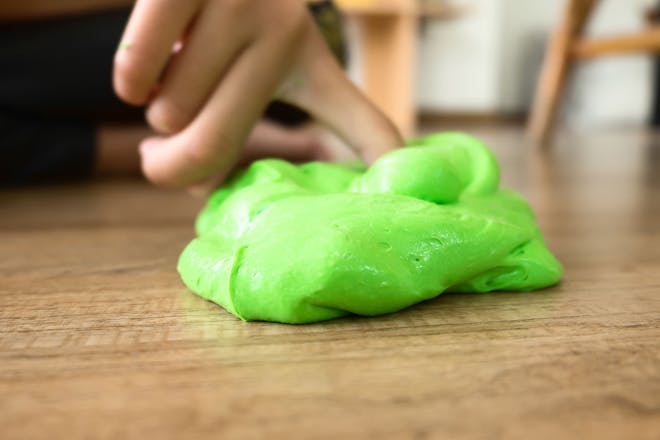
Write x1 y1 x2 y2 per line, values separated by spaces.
178 132 562 324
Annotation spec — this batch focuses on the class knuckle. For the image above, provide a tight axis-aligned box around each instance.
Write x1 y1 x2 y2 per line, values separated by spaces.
214 0 253 24
284 9 310 39
146 99 190 135
259 1 310 41
222 0 248 13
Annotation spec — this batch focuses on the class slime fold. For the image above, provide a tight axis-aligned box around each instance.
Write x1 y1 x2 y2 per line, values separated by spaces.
178 132 562 324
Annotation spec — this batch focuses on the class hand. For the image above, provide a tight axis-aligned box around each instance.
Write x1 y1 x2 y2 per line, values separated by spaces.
113 0 403 188
95 119 349 181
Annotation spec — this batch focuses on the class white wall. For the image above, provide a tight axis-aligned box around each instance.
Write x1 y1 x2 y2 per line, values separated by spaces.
416 0 501 111
415 0 655 126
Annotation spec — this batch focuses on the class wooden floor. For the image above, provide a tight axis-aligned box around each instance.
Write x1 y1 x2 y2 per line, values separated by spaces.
1 126 659 439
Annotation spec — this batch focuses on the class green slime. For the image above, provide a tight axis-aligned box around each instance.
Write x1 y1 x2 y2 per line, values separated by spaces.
178 132 562 324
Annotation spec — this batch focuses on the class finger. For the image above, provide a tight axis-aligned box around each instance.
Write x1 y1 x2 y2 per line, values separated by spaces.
239 120 327 163
187 171 229 198
114 0 200 105
186 120 327 197
280 30 404 164
146 0 251 134
140 22 302 186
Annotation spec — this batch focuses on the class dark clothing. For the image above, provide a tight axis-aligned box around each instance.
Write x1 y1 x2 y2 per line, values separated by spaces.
0 8 133 185
0 1 344 185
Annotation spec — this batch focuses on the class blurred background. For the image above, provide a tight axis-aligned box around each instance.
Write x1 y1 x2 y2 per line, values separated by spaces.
335 0 657 137
2 0 658 185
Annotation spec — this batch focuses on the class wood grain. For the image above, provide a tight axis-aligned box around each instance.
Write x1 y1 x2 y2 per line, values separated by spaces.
1 126 660 439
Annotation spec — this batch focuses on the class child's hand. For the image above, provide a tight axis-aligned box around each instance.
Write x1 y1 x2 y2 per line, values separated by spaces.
113 0 403 188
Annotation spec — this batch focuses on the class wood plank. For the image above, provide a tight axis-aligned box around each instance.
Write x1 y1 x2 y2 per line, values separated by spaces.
1 126 659 439
573 27 660 58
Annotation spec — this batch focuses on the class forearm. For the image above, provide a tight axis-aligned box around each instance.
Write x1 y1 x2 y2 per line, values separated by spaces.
0 0 134 20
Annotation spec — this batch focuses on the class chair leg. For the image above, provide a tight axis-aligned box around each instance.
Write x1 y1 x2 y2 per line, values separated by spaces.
528 0 598 145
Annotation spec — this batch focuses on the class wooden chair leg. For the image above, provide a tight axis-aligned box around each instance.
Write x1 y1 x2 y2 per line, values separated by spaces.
528 0 598 145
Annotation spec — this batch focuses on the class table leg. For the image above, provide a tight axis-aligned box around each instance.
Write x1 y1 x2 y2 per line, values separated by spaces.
354 13 417 137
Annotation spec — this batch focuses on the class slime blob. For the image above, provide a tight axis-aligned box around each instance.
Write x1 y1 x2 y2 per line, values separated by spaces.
178 132 562 324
